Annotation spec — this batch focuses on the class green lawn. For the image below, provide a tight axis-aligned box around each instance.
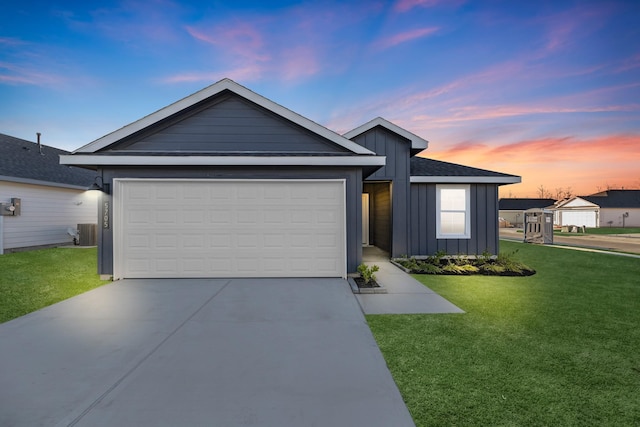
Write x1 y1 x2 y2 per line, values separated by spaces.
555 227 640 235
0 248 108 323
368 241 640 426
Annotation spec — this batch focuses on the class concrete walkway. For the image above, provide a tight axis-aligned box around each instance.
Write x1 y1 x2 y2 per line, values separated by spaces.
0 278 415 427
357 247 464 315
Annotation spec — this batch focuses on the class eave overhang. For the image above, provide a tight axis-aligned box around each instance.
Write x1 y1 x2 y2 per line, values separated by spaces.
410 176 521 184
343 117 429 151
60 155 386 167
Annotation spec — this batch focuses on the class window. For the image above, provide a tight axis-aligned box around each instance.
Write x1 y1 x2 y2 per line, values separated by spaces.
436 184 470 239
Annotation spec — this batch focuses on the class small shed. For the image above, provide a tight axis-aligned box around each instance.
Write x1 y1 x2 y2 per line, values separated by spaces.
524 208 554 244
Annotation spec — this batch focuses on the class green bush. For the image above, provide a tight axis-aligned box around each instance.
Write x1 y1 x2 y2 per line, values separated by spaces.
393 250 535 276
357 264 380 284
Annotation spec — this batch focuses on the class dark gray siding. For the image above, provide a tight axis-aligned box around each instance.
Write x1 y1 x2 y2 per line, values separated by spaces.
110 95 350 154
409 183 500 255
96 166 362 276
351 126 410 257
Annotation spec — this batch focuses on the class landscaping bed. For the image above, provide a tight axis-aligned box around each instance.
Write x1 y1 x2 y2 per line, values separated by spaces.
392 250 535 276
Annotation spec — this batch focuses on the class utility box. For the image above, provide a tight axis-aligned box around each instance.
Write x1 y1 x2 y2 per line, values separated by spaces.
523 209 554 244
78 223 97 246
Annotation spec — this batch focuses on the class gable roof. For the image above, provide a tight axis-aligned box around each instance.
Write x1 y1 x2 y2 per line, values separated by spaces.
499 198 557 210
409 157 521 184
554 196 600 209
582 190 640 208
61 79 385 169
0 133 95 189
73 78 374 156
343 117 428 153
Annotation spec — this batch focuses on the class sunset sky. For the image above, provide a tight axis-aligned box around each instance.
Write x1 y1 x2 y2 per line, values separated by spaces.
2 0 639 197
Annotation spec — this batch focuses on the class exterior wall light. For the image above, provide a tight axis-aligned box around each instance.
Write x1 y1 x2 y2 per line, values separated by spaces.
89 176 110 194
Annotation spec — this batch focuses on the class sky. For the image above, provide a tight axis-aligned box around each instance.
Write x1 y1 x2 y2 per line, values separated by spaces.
1 0 639 198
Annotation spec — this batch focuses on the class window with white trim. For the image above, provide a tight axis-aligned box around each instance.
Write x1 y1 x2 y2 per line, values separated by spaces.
436 184 471 239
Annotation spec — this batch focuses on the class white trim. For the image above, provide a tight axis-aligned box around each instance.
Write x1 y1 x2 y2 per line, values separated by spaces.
74 79 375 155
411 175 521 184
436 184 471 239
343 117 429 151
362 193 370 246
0 175 92 190
60 155 386 167
113 178 348 280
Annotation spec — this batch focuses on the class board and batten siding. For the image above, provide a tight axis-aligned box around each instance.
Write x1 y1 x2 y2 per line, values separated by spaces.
96 166 363 276
350 126 411 257
0 181 98 251
409 183 500 255
113 95 350 154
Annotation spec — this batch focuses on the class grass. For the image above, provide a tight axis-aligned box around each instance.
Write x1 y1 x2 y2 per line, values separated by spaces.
555 227 640 235
368 241 640 426
0 248 108 323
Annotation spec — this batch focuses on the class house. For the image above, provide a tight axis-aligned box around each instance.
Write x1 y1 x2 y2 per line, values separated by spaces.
583 190 640 227
61 79 520 280
552 196 600 228
498 198 556 228
0 133 98 254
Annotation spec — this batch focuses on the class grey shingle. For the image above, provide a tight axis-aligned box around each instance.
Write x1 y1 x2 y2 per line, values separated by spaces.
410 156 519 179
0 133 95 187
583 190 640 208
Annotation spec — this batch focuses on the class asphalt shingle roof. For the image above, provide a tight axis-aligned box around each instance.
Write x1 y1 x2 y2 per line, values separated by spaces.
410 156 519 179
582 190 640 208
0 133 95 187
498 198 557 210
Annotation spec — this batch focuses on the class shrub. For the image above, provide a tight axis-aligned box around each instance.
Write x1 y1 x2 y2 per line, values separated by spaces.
393 249 535 276
357 264 380 285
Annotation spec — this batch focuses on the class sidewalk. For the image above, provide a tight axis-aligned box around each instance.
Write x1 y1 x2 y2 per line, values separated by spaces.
356 247 464 315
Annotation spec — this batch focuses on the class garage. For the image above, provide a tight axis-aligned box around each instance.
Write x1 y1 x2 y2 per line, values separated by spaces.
113 179 346 279
559 210 597 228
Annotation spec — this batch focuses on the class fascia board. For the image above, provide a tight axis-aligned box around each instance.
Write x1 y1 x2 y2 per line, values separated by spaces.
60 155 386 167
74 79 375 156
343 117 429 150
0 175 90 190
410 176 521 184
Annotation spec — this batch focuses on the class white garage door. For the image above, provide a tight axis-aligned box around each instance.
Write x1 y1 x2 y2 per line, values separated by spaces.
114 179 345 279
561 211 597 227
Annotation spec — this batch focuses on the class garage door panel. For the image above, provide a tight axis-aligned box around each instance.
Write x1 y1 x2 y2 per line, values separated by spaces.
117 180 345 278
562 211 597 227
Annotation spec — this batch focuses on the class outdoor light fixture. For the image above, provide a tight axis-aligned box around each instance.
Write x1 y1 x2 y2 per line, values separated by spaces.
89 176 110 194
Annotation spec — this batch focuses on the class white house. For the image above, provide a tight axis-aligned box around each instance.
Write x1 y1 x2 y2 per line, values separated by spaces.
0 133 98 254
583 190 640 228
553 197 600 228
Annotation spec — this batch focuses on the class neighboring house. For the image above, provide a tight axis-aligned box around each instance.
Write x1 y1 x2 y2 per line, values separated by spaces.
582 190 640 227
61 78 520 280
498 198 556 228
0 133 98 254
553 196 600 228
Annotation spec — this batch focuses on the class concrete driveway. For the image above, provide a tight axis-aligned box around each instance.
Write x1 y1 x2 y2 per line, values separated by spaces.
0 278 414 427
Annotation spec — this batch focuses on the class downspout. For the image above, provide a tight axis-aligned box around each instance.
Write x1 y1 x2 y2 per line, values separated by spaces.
0 215 4 255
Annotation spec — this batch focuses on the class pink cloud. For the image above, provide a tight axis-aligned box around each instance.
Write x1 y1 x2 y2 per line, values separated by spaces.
160 66 264 84
279 46 320 81
0 61 66 87
394 0 457 13
616 53 640 73
186 23 270 62
425 134 640 197
374 27 439 50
